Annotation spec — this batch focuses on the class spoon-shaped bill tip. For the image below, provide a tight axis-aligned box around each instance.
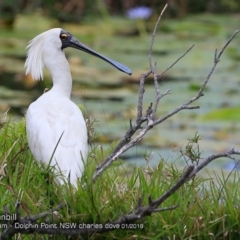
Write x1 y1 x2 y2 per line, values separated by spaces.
109 59 132 75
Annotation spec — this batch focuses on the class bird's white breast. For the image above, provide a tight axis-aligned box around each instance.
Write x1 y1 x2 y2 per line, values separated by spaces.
26 91 88 185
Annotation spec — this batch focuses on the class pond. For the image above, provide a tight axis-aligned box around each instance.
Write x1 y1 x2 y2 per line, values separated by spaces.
0 13 240 176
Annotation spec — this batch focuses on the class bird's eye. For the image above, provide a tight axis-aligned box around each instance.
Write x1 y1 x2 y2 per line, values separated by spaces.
60 33 68 41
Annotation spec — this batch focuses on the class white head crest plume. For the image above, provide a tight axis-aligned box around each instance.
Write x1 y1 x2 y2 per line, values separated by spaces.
25 28 62 81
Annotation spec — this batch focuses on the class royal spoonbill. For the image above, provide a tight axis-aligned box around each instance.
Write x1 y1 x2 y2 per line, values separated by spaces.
25 28 132 187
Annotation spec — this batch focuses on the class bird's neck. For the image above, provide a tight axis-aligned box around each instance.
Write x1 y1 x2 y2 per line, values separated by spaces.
44 50 72 98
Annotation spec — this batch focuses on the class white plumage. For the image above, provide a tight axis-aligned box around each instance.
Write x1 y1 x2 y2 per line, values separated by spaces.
25 28 131 187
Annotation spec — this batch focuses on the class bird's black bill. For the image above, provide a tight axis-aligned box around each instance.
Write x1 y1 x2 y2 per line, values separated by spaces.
69 36 132 75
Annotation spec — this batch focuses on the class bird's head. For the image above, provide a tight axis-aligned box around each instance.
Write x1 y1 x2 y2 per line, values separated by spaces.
25 28 132 81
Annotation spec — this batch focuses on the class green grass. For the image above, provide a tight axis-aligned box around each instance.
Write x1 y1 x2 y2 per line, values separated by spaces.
0 114 240 239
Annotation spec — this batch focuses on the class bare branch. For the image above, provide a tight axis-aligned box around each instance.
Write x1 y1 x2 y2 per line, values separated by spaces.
188 149 240 179
149 4 168 71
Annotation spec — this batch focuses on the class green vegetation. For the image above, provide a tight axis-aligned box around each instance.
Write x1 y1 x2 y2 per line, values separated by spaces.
1 113 240 239
200 107 240 121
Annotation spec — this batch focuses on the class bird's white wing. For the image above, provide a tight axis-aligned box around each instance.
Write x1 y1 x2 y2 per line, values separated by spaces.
26 94 88 185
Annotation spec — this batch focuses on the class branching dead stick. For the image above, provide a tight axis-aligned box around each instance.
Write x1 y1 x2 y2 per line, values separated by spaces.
93 34 193 182
93 30 239 182
196 29 240 96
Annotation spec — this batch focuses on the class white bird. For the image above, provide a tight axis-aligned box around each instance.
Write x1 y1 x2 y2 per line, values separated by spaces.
25 28 131 187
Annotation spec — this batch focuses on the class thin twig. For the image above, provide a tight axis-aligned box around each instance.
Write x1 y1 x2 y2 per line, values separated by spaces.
148 3 168 72
217 30 239 59
157 44 195 78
